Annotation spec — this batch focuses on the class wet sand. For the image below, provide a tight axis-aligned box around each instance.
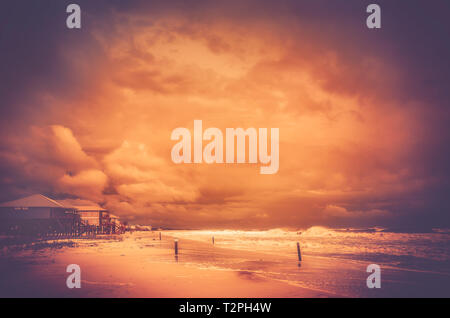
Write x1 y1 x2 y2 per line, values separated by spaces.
1 231 449 297
0 232 332 298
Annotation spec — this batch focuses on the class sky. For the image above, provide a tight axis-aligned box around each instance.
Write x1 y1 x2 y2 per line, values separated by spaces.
0 0 449 230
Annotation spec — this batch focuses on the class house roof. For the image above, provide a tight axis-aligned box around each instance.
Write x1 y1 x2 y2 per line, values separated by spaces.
0 194 67 208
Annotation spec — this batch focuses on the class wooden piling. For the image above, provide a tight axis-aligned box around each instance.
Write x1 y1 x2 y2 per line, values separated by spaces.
296 242 302 262
174 239 178 255
159 232 162 240
212 236 215 245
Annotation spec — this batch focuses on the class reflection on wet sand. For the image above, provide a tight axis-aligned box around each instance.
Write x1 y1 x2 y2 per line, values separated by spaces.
1 230 449 297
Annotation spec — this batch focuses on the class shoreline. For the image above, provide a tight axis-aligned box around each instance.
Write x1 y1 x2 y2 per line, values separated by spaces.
0 232 334 298
1 230 449 297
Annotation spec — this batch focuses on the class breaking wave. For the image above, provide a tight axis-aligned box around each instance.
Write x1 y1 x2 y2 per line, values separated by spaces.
168 226 450 273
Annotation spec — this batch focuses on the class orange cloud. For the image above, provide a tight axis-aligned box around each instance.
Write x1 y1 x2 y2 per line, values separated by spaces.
58 169 108 201
0 10 430 229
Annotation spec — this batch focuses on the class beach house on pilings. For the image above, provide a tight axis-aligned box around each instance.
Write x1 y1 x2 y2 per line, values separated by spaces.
0 194 79 236
0 194 123 236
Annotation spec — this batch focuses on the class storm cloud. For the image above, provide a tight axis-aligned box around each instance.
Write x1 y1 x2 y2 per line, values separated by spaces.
0 0 449 229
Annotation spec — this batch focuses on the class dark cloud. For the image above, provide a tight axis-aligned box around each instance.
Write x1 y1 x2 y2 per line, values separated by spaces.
0 0 449 229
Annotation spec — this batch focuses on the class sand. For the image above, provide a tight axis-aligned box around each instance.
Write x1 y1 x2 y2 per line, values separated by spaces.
2 231 448 297
0 232 332 298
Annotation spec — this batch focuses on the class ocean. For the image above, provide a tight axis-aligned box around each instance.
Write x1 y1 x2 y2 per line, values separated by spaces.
167 227 450 297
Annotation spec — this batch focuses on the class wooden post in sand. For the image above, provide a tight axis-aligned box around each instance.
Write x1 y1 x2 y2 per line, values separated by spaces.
174 239 179 255
296 242 302 262
212 236 215 245
159 232 162 240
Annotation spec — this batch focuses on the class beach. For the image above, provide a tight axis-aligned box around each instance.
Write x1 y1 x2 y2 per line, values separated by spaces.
0 229 449 298
0 232 329 298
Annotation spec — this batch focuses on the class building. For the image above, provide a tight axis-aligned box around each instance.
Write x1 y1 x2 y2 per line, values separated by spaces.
0 194 124 236
58 200 125 235
71 205 108 226
68 205 121 234
0 194 80 236
109 214 124 234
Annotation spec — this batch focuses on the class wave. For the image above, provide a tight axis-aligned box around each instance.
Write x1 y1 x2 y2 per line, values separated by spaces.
167 226 450 274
